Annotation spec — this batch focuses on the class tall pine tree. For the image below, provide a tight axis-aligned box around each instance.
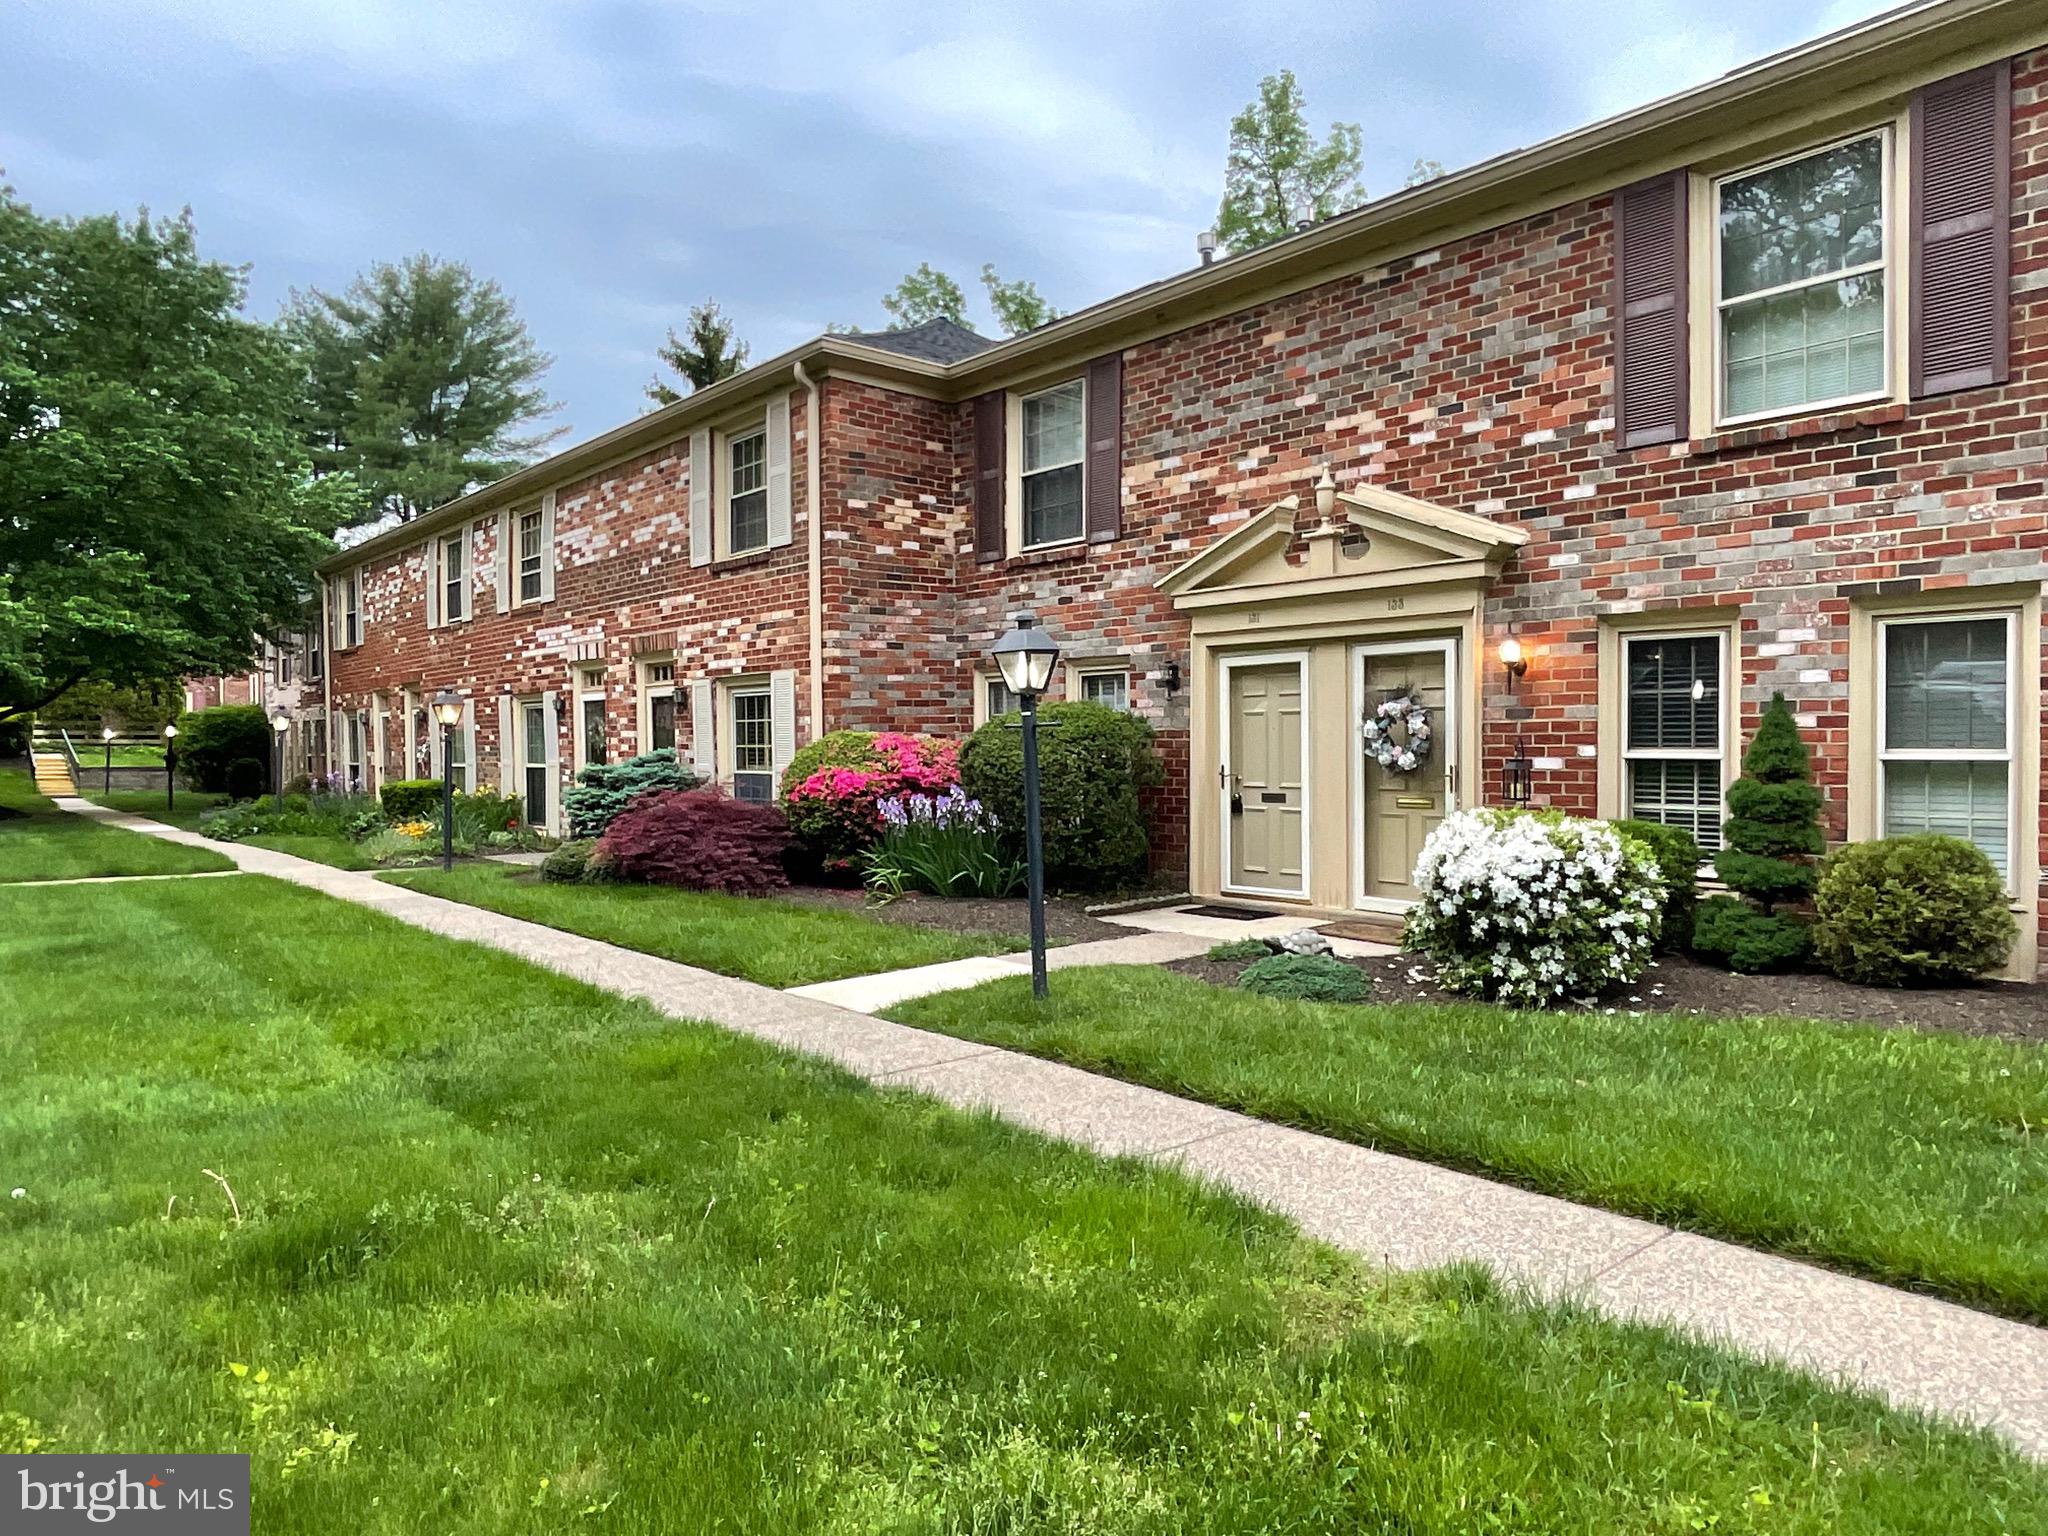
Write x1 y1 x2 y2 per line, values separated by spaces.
646 300 749 406
282 255 561 525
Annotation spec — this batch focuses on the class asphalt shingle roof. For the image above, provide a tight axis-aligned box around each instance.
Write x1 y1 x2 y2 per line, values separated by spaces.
837 317 999 364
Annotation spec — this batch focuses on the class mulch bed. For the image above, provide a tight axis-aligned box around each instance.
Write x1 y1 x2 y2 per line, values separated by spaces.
1168 948 2048 1044
779 886 1129 944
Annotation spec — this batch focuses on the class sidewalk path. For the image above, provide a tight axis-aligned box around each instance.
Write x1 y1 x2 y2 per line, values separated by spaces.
45 798 2048 1459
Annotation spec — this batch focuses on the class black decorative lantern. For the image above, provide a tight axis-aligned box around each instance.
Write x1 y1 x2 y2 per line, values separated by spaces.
1501 737 1534 806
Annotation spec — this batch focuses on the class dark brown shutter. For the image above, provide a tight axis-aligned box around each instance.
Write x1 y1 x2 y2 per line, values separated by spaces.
1911 60 2011 398
1083 351 1123 544
1613 171 1690 449
971 389 1005 563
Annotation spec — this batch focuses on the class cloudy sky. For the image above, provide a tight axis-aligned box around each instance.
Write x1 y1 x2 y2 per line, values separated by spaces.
4 0 1893 441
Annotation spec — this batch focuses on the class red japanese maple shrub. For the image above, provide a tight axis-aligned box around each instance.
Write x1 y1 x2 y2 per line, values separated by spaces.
592 788 792 895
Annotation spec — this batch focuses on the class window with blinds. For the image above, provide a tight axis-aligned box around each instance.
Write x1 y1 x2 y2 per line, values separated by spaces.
1879 614 2012 879
730 687 773 804
1624 633 1724 851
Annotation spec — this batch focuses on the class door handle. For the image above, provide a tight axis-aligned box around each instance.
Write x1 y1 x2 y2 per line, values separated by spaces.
1446 762 1458 805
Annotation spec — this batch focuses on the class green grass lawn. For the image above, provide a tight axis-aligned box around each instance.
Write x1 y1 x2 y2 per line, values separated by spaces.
0 767 232 882
384 862 1024 988
888 966 2048 1322
84 789 376 869
1 874 2038 1530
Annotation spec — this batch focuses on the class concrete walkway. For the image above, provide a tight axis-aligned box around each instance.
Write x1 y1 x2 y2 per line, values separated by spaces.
43 797 2048 1459
789 930 1214 1011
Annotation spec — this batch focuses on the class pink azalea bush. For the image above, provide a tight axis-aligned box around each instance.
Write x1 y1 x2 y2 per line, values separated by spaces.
782 731 959 876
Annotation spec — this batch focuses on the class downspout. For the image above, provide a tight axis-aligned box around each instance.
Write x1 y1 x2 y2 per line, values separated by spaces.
793 360 826 735
319 578 333 779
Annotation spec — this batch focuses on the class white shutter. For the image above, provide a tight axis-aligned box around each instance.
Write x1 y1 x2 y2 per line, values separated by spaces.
690 678 715 778
497 696 516 797
425 539 441 629
538 492 558 601
540 689 562 833
495 514 512 612
689 429 712 567
460 699 477 794
769 669 797 781
766 395 792 548
428 700 444 777
368 699 386 794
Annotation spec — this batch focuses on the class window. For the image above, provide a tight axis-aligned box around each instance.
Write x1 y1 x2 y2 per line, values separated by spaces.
1077 669 1129 711
342 571 361 648
1716 133 1888 422
1020 379 1085 548
305 625 323 682
578 669 608 769
518 510 545 603
642 661 677 754
729 687 773 803
984 675 1019 721
1879 614 2013 880
304 717 326 782
441 531 468 621
1623 634 1725 852
726 429 768 555
521 700 551 827
275 640 294 686
345 710 364 791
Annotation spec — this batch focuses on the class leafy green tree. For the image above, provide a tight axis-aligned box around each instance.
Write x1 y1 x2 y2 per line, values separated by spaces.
1215 70 1365 253
1404 157 1446 188
880 263 969 328
980 264 1062 337
0 187 343 725
646 300 749 406
282 254 561 524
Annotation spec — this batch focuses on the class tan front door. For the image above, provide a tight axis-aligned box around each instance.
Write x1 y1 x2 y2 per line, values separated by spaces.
1359 644 1454 903
1225 659 1305 894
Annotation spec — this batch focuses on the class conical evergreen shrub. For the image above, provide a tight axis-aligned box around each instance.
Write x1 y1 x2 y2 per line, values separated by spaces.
1691 693 1822 973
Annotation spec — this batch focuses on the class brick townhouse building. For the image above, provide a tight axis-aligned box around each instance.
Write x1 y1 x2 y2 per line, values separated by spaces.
318 0 2048 977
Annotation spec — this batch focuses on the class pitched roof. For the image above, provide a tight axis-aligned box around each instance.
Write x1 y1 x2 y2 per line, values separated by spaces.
835 318 999 364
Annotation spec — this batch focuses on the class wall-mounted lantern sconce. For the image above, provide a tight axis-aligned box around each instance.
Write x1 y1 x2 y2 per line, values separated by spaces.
1500 633 1528 690
1162 659 1183 697
672 683 689 713
1502 738 1534 806
552 694 568 720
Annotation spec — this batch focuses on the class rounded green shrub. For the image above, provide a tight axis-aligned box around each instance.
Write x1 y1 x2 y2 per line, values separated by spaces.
224 756 269 801
541 838 599 884
1812 835 2016 987
1206 937 1272 962
379 778 443 821
958 701 1164 893
1690 894 1810 974
176 705 273 792
1612 818 1701 953
1237 953 1372 1003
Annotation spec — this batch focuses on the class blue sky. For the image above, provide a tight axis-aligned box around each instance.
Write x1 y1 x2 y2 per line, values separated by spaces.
3 0 1892 441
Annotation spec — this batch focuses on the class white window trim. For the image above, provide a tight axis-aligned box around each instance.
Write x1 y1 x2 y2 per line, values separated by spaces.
438 527 471 624
1619 628 1733 858
341 568 362 650
516 508 547 605
573 669 609 772
1707 123 1903 431
975 671 1021 727
719 419 771 559
637 657 678 756
1007 376 1088 555
722 678 774 799
1874 608 2019 891
1068 661 1132 711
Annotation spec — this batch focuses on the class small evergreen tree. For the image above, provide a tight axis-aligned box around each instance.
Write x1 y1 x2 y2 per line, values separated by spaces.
1716 693 1823 909
1692 693 1822 972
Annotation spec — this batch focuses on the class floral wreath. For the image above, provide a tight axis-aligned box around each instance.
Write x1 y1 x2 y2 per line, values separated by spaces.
1361 688 1432 774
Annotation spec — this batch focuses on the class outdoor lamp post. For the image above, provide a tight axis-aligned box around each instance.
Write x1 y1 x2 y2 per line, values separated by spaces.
268 709 289 800
100 727 114 794
163 723 179 813
991 611 1061 1000
432 689 464 872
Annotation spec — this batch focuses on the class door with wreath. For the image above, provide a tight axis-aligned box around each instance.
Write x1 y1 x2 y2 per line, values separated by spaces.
1357 644 1453 903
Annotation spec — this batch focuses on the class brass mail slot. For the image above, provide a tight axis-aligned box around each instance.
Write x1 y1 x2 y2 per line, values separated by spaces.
1259 791 1288 804
1395 796 1435 809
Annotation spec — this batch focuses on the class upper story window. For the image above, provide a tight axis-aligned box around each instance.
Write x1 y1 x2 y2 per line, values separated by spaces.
726 428 768 555
304 625 322 681
440 531 468 622
518 510 545 602
1020 379 1085 549
1623 633 1725 852
1879 613 2014 882
1715 133 1888 423
342 571 361 649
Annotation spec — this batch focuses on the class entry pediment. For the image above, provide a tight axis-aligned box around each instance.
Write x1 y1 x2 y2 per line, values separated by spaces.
1160 483 1528 606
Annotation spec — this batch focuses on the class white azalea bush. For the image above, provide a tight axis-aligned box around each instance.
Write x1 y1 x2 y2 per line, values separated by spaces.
1402 809 1665 1006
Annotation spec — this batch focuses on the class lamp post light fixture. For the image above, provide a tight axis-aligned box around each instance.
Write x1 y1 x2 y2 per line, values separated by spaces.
432 689 464 872
101 727 115 794
268 709 290 800
163 723 179 813
991 611 1061 1000
1499 634 1528 689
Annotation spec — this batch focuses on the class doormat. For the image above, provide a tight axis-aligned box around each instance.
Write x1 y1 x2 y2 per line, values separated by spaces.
1181 903 1276 921
1322 917 1407 944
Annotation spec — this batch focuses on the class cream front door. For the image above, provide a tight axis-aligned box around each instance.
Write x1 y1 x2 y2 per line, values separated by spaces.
1224 658 1306 895
1356 642 1456 904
